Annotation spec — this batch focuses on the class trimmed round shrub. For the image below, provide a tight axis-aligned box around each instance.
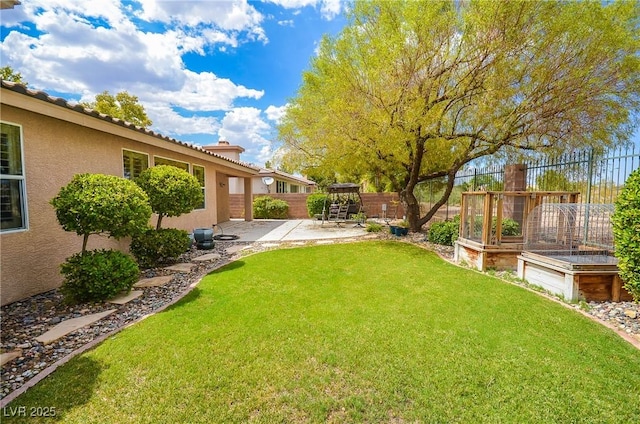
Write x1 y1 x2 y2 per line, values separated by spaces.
253 196 289 219
306 193 330 218
428 216 460 246
50 173 152 252
60 249 139 303
135 165 204 229
613 168 640 301
130 228 192 268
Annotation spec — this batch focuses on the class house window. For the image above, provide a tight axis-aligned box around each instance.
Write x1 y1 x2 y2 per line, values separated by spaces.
193 165 205 210
1 122 27 232
123 149 149 179
276 180 286 193
290 185 299 193
154 156 190 172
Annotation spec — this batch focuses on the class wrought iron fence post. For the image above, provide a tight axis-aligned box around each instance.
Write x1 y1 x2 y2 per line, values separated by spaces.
583 148 595 245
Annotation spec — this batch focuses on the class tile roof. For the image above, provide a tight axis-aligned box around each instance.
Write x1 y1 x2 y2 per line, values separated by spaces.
0 80 259 171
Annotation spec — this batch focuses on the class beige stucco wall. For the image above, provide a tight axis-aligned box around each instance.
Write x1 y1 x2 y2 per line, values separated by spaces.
1 99 255 305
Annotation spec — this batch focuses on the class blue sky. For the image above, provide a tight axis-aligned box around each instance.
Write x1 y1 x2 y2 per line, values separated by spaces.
0 0 347 166
1 0 638 168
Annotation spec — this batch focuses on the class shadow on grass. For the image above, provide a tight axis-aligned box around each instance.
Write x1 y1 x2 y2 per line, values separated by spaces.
160 260 247 313
210 259 246 273
3 357 102 423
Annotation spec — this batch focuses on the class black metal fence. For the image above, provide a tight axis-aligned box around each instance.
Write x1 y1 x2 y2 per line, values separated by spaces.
416 146 640 221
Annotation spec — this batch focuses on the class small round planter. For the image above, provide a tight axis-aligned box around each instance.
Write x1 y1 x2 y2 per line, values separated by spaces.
389 225 398 235
396 227 409 236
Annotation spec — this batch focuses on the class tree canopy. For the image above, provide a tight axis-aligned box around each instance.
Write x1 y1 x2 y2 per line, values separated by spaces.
277 0 640 231
80 90 153 128
50 174 152 253
0 66 28 85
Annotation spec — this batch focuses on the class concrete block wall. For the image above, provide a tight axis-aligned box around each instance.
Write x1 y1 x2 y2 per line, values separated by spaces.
229 193 406 220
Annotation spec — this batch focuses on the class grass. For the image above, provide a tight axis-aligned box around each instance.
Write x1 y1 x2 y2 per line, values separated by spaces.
5 241 640 423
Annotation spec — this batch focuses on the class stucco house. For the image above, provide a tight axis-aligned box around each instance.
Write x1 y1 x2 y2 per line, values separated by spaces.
0 81 258 306
203 140 316 194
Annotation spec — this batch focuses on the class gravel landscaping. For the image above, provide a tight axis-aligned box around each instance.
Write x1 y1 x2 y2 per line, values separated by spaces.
1 242 252 400
2 234 639 401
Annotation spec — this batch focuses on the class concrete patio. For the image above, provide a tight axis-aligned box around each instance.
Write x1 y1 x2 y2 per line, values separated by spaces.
211 219 368 242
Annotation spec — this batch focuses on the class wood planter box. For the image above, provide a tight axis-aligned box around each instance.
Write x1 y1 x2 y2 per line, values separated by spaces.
454 238 524 271
517 251 633 302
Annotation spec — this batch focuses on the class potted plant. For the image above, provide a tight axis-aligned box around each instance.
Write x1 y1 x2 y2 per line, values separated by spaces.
389 219 400 235
396 220 410 236
351 211 367 227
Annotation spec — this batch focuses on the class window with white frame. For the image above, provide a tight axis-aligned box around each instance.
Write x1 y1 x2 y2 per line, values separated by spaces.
290 184 299 193
122 149 149 179
193 165 205 210
154 156 190 172
276 180 286 193
1 122 27 232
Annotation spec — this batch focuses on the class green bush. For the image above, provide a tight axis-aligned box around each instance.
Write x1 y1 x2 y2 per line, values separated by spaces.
306 193 330 218
496 217 520 236
135 165 204 229
253 196 289 219
613 168 640 301
60 249 139 303
50 173 152 252
366 222 383 232
130 228 192 268
428 216 460 246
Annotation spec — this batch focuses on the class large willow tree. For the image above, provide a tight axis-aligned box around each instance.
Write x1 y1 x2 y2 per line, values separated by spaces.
277 0 639 231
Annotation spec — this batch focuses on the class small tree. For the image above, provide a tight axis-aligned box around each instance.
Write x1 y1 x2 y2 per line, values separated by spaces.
51 174 152 253
80 90 152 128
51 174 152 303
612 168 640 301
135 165 204 229
0 65 28 85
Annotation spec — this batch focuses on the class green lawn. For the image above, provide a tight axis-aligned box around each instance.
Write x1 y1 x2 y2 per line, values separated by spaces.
5 241 640 423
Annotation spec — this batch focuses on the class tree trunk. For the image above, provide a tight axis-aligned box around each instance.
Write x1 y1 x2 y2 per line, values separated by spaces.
401 184 421 232
156 214 163 230
82 233 89 254
417 171 458 228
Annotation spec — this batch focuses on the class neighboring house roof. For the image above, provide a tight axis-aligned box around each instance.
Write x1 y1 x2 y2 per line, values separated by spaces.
0 0 20 9
0 80 260 173
258 168 316 186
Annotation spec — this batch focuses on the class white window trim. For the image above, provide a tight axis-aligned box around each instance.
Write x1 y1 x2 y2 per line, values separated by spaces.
192 164 206 210
121 148 149 179
153 155 190 172
0 120 29 234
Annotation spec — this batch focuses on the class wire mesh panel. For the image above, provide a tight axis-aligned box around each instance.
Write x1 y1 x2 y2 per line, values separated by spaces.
460 193 485 242
524 203 616 263
460 191 578 245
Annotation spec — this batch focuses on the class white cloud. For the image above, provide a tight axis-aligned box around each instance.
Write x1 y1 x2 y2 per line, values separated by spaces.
0 0 336 164
147 70 264 112
145 103 221 136
135 0 266 42
0 3 264 111
267 0 342 20
319 0 342 19
218 107 273 163
278 20 294 27
265 104 288 124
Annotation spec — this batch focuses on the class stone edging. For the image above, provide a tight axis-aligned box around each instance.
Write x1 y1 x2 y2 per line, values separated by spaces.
0 261 222 408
